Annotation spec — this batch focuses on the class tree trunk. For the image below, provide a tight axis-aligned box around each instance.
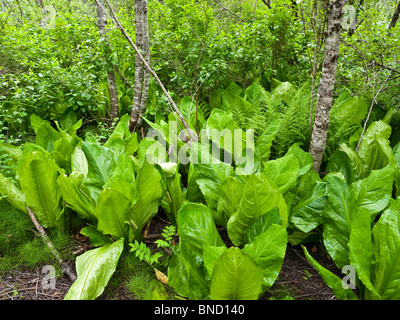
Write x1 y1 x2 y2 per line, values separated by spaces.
389 0 400 30
95 0 119 120
129 0 151 132
309 0 347 173
348 0 364 36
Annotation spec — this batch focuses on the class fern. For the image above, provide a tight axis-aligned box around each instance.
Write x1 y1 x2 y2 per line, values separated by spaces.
130 240 163 266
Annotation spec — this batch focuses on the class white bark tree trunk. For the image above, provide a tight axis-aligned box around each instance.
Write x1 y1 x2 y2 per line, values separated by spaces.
95 0 119 120
129 0 151 132
309 0 347 172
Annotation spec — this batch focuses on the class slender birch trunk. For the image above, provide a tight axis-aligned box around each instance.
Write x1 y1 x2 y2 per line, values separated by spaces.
309 0 347 173
129 0 151 132
389 0 400 31
95 0 119 120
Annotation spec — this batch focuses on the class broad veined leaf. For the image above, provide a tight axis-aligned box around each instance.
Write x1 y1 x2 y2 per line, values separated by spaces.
203 245 227 278
82 141 116 188
177 202 225 257
95 188 132 241
338 143 369 179
256 118 281 163
351 165 394 220
290 181 327 233
168 245 210 300
0 173 27 213
326 150 358 184
30 114 62 153
71 143 88 178
263 153 299 194
372 198 400 300
227 173 287 246
302 246 358 300
348 209 381 299
80 225 113 247
244 207 282 244
217 176 244 221
19 150 64 230
322 174 355 269
64 239 124 300
358 121 395 171
57 172 96 221
210 247 264 300
130 161 163 230
243 224 287 291
187 151 234 210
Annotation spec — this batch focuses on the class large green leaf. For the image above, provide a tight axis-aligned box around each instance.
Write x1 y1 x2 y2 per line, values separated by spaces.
302 246 358 300
243 224 287 291
82 141 116 188
30 114 62 153
57 172 96 221
348 209 381 299
290 181 327 233
130 161 163 230
351 165 394 220
210 247 264 300
0 173 27 213
372 198 400 299
326 150 358 184
227 173 287 246
358 121 395 171
244 207 282 244
96 188 132 241
177 202 224 257
217 176 244 222
19 150 64 230
322 175 355 268
64 239 124 300
263 153 299 194
255 118 281 163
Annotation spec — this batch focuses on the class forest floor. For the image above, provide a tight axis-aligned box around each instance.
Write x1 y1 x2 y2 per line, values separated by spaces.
0 201 339 301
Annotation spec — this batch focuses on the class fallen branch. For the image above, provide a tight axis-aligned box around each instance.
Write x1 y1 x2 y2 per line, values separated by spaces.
26 207 77 283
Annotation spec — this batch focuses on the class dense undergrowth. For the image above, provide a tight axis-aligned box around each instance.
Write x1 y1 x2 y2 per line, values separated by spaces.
1 0 400 301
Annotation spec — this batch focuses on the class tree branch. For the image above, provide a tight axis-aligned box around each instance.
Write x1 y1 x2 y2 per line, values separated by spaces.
26 207 77 283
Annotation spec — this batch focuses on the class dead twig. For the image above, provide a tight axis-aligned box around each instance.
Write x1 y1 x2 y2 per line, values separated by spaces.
26 207 77 283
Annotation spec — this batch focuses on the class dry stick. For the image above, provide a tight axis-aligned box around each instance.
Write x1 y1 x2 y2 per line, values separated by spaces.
26 207 77 283
101 0 197 144
356 67 394 152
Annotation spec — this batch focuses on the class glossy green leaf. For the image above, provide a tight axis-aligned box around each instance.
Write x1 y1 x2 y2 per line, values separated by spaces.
302 246 358 300
19 150 64 230
210 247 263 300
96 188 132 240
177 202 225 257
82 141 116 188
56 172 96 221
130 160 163 230
372 198 400 299
0 172 27 213
244 207 281 244
348 209 381 299
227 173 287 246
322 175 355 268
290 181 327 233
358 121 395 171
64 239 124 300
203 245 227 278
351 165 394 220
263 153 299 194
243 224 287 291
